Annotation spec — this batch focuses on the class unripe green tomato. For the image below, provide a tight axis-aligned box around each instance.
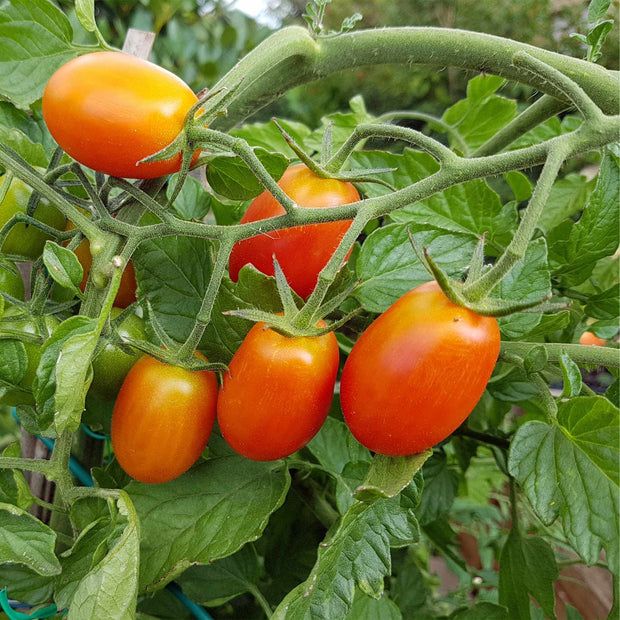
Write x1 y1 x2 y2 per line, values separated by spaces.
89 308 146 401
0 308 59 406
0 174 66 259
0 261 25 308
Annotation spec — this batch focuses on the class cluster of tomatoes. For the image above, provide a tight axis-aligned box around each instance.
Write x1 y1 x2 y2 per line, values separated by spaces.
0 51 503 484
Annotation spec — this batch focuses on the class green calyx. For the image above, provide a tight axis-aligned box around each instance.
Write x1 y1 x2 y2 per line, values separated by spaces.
225 256 360 339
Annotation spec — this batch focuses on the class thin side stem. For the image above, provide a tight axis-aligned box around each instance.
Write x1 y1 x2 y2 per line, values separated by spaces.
177 238 236 362
375 111 470 155
473 95 571 157
325 122 457 173
463 146 567 300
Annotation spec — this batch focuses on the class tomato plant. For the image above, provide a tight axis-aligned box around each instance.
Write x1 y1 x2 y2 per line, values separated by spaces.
111 353 218 483
0 2 618 619
340 281 501 455
0 174 65 259
42 51 198 179
217 321 339 461
228 163 359 299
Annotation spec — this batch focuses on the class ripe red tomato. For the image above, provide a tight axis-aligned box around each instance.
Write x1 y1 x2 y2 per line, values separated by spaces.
42 52 198 179
217 321 339 461
111 354 218 483
579 331 605 347
340 281 501 456
228 164 359 299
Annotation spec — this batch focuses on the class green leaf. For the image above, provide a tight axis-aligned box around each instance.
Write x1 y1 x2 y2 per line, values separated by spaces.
42 241 83 293
0 340 27 387
0 0 77 108
230 119 312 158
0 443 33 510
0 127 48 168
495 238 551 339
588 0 612 22
442 74 517 153
585 283 619 320
451 602 509 619
498 528 558 619
306 417 373 513
344 590 402 619
417 452 460 525
350 149 438 199
550 148 619 287
206 149 288 200
354 451 431 502
509 397 619 567
56 518 112 608
389 176 516 250
0 502 61 576
390 559 427 615
167 175 211 221
538 174 595 234
273 481 421 619
585 20 614 62
505 171 532 202
129 456 290 591
559 351 582 398
307 417 371 474
523 345 548 375
134 237 283 363
33 315 98 435
75 0 96 33
304 96 374 154
176 545 260 605
512 115 581 150
354 223 476 313
0 565 54 606
66 492 139 620
450 602 510 620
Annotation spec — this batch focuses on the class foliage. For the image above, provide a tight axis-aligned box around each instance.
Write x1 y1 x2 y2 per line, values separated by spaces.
0 0 618 619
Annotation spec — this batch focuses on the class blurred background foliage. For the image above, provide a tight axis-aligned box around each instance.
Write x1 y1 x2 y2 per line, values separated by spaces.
57 0 619 126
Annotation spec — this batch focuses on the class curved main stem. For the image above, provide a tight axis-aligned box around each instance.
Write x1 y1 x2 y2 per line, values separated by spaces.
212 26 619 129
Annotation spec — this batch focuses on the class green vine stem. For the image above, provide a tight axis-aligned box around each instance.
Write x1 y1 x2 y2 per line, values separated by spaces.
211 26 619 130
501 341 620 368
472 95 570 157
375 111 470 155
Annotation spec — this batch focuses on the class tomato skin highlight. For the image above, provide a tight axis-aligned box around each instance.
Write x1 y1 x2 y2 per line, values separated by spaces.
42 52 198 179
340 281 501 456
217 322 340 461
111 354 218 483
228 164 359 299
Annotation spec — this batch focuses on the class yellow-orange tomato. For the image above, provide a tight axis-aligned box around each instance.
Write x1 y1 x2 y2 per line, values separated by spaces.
579 331 606 347
228 164 359 299
42 52 198 178
340 281 501 456
111 354 218 483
